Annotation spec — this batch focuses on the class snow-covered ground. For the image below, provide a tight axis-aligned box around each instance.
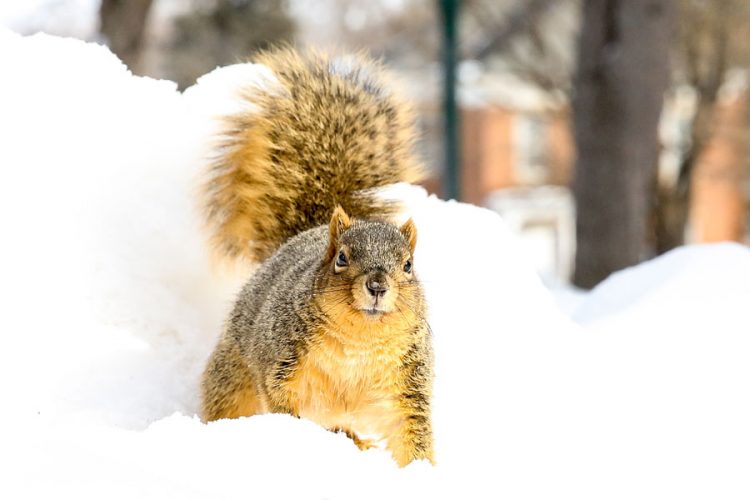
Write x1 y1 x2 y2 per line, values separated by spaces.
1 30 749 499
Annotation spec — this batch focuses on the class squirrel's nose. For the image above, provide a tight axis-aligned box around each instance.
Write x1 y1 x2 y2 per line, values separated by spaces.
366 279 388 297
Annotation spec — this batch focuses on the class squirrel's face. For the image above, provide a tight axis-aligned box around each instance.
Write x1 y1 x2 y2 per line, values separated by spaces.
320 207 421 320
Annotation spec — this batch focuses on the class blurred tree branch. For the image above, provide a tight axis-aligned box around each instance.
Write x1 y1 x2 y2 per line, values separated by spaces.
462 0 577 103
163 0 296 89
463 0 558 60
655 0 750 252
99 0 154 73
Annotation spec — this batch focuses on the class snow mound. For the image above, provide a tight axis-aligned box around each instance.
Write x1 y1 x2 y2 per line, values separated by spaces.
1 30 749 499
574 243 750 324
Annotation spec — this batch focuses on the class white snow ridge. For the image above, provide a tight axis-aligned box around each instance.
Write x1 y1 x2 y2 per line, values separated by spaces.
1 30 749 499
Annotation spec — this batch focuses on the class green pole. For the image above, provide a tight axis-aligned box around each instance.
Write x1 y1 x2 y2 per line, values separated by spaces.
439 0 460 201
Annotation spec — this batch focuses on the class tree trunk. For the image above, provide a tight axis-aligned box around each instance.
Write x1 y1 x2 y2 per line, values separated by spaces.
572 0 674 289
654 181 690 254
99 0 154 74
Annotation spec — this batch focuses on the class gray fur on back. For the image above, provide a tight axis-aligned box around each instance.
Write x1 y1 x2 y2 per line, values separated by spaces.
227 225 328 394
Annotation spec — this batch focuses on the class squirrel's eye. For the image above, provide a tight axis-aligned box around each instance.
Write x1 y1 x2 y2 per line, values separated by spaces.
403 259 412 273
336 251 349 267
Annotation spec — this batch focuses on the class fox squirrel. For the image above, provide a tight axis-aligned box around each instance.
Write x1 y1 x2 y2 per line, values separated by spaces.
200 48 434 466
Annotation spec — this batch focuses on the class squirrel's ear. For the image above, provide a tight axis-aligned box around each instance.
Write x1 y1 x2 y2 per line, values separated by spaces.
326 206 351 260
329 206 352 241
400 218 417 254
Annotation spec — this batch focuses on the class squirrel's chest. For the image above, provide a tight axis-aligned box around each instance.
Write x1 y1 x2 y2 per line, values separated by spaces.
283 327 409 434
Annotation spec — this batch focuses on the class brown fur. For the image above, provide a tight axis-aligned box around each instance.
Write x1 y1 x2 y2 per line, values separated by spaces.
201 338 262 420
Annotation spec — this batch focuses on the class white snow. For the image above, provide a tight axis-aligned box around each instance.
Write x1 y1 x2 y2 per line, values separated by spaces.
0 0 98 39
1 30 750 499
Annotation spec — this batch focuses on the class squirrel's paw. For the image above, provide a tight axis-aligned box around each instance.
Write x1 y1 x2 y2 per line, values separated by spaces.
333 427 377 451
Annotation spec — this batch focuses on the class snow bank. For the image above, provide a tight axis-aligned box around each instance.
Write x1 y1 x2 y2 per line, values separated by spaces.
1 30 749 499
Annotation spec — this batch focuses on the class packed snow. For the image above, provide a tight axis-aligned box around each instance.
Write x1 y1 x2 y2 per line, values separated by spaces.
1 30 749 499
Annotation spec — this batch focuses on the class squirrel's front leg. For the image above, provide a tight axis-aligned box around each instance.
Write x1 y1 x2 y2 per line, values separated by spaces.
387 336 434 467
387 402 434 467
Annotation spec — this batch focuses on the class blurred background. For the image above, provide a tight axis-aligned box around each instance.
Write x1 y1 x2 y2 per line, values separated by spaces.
2 0 748 289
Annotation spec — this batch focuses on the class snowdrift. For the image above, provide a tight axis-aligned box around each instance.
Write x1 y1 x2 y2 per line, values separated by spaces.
1 30 749 499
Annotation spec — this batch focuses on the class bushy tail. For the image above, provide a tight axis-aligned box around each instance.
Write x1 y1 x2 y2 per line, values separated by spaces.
203 47 424 264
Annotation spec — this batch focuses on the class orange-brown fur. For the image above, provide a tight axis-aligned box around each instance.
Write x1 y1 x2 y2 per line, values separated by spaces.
286 312 430 466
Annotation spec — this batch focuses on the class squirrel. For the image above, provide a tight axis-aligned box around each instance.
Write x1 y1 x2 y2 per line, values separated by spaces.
199 47 434 467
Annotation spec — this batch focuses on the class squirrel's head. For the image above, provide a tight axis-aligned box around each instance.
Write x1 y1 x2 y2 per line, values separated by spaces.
318 206 422 321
